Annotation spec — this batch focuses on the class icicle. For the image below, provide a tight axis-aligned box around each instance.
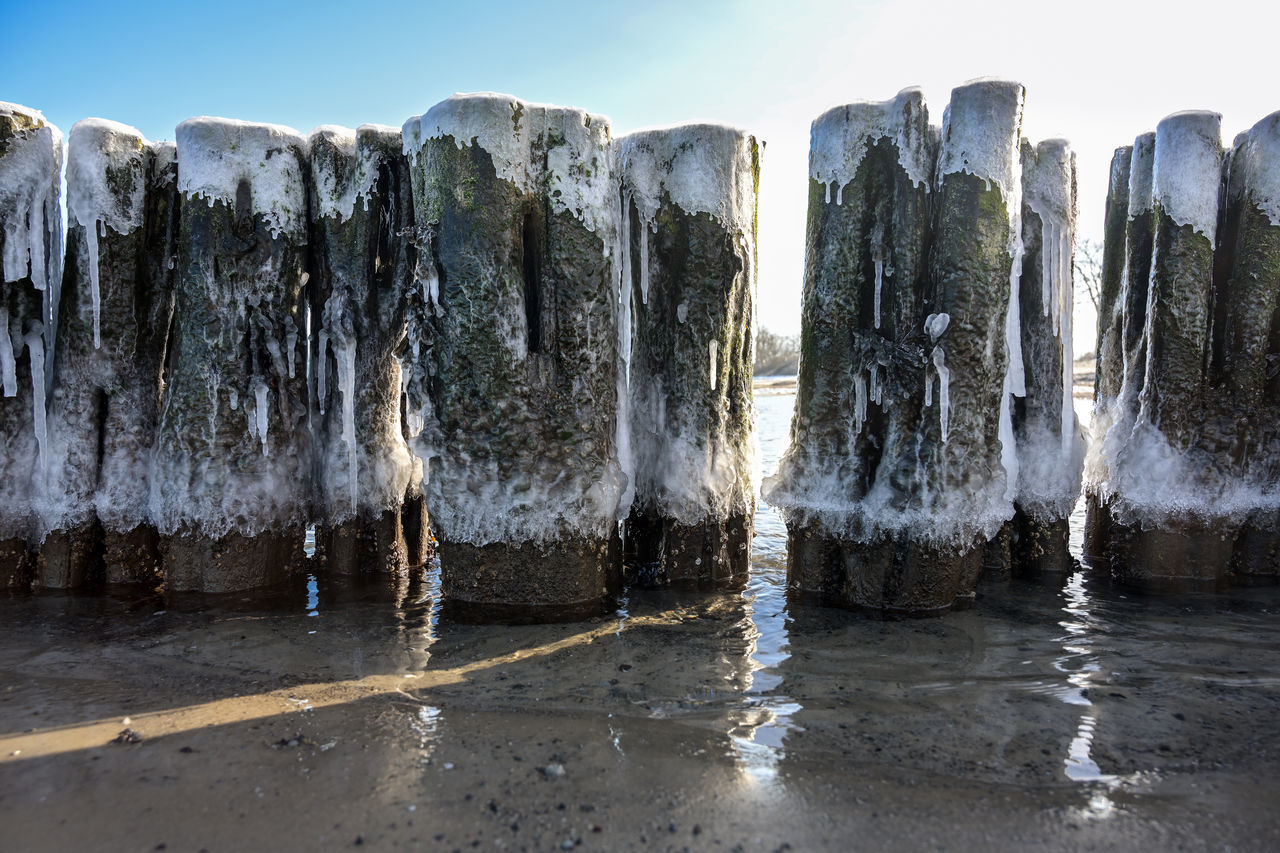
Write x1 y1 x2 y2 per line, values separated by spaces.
255 382 270 457
1058 226 1071 338
824 181 831 204
336 336 358 514
924 366 933 407
999 372 1019 502
1005 228 1026 398
422 254 440 313
854 372 868 432
1041 221 1053 318
25 332 46 465
1060 229 1076 461
87 219 102 349
835 182 844 206
304 304 313 429
264 335 286 387
209 372 219 446
869 363 880 405
286 325 297 379
27 185 49 293
317 329 329 415
619 192 633 298
709 339 718 390
0 308 15 397
873 257 884 330
613 190 636 520
639 222 651 305
932 346 950 443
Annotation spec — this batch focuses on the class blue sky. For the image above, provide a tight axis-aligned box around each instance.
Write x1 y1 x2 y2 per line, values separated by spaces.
5 0 1278 344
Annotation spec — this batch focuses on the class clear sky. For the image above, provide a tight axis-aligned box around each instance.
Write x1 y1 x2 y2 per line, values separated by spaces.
4 0 1278 353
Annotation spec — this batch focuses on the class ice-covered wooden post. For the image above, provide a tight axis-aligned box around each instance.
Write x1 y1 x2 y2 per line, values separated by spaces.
0 103 62 588
768 81 1028 615
1092 111 1280 586
402 94 625 617
151 118 312 592
1219 112 1280 582
616 125 760 588
763 87 939 611
1010 139 1084 574
1083 144 1132 559
37 120 176 588
308 124 419 577
1088 113 1233 587
908 79 1026 602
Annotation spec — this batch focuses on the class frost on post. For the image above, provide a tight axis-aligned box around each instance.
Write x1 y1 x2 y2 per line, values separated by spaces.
402 93 624 615
150 118 312 592
767 80 1062 615
616 124 760 588
0 103 62 588
1088 109 1280 588
308 124 420 578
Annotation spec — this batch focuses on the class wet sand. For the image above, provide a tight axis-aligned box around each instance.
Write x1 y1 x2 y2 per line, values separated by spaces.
2 387 1279 851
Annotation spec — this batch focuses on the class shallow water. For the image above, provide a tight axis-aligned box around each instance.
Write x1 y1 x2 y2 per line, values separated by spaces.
2 386 1279 850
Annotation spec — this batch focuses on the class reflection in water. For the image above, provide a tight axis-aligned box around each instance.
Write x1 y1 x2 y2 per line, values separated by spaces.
1054 563 1116 804
729 390 803 783
409 704 442 760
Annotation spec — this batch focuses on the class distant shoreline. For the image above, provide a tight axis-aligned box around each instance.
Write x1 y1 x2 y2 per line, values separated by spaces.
752 375 797 395
755 374 1097 404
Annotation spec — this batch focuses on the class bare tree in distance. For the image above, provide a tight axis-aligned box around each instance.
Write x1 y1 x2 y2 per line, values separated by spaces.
754 328 800 376
1075 237 1102 313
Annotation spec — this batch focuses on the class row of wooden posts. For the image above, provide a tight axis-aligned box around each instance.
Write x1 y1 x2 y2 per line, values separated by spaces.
1 83 1276 617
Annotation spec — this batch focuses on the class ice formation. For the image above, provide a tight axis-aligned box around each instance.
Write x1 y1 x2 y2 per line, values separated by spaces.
176 117 309 240
1022 140 1081 464
615 123 760 234
1151 111 1223 242
808 87 936 195
1008 138 1085 525
0 103 63 295
307 123 415 538
931 346 951 442
617 124 760 536
1126 133 1156 217
0 307 15 396
308 124 388 224
403 93 616 236
1230 111 1280 227
66 119 149 350
1087 107 1280 543
937 79 1025 223
151 116 312 541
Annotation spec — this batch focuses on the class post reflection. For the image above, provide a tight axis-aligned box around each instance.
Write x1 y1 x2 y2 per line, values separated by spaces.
729 564 801 786
1054 569 1120 817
